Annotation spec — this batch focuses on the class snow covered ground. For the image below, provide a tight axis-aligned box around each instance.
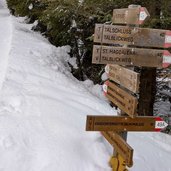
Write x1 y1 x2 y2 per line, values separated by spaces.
0 1 171 171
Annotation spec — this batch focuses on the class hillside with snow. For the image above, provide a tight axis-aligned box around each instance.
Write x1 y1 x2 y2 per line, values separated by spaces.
0 1 171 171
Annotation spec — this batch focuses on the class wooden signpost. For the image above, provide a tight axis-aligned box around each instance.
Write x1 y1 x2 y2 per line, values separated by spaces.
86 4 170 171
103 81 138 117
86 115 168 132
112 7 150 25
92 45 171 68
105 65 140 93
94 24 171 48
101 131 133 167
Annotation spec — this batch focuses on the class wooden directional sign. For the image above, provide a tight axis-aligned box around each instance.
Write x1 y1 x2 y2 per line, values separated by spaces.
105 64 140 93
94 24 171 48
102 131 133 167
103 81 138 117
86 116 168 132
92 45 171 68
113 7 150 25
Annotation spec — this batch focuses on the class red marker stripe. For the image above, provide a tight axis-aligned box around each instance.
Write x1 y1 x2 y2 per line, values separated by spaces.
155 128 161 132
155 117 164 132
155 117 163 122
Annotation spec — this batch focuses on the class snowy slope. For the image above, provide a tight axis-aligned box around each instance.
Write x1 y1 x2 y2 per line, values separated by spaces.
0 0 12 90
0 1 171 171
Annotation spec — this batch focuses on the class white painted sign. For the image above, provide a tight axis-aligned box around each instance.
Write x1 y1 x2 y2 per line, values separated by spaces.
155 117 168 131
163 50 171 68
139 7 150 24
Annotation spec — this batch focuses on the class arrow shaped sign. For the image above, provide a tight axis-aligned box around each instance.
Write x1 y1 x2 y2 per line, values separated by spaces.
139 7 150 24
163 50 171 68
94 24 171 48
105 65 140 93
86 116 168 132
92 45 171 68
102 131 133 167
155 117 169 131
113 7 150 25
102 80 138 117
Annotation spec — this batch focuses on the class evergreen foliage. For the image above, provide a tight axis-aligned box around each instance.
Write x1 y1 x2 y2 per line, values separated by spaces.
6 0 171 82
6 0 171 133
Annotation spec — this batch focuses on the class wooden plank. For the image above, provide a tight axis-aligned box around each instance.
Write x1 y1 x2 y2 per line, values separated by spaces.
105 64 140 93
113 7 150 25
86 116 168 132
94 24 171 48
102 131 133 167
92 45 171 68
104 81 138 117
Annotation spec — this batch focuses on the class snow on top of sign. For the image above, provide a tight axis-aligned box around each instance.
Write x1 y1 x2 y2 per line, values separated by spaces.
105 65 109 74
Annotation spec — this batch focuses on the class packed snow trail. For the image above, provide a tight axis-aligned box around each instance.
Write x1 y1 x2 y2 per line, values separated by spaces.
0 1 171 171
0 0 12 91
0 2 115 171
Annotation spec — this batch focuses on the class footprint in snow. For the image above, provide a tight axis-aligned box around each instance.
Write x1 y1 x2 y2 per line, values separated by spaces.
0 135 15 150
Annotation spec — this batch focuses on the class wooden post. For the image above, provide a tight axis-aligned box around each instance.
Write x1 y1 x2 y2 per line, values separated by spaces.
110 5 141 171
86 3 171 170
110 109 127 171
138 67 156 116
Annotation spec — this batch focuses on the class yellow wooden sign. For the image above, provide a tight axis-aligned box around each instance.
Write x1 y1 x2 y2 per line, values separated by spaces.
102 131 133 167
86 116 167 132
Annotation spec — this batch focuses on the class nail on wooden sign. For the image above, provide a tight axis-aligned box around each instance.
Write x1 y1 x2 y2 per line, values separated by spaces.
105 65 140 93
92 45 171 68
102 131 133 167
113 7 150 25
94 24 171 48
86 116 168 132
103 81 138 117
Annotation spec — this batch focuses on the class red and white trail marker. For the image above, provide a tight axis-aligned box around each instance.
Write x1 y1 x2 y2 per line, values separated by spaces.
102 81 109 96
164 31 171 48
155 117 168 132
139 7 150 25
112 7 150 25
163 50 171 68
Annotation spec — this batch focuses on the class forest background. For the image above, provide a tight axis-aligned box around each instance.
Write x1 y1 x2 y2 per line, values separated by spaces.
6 0 171 133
